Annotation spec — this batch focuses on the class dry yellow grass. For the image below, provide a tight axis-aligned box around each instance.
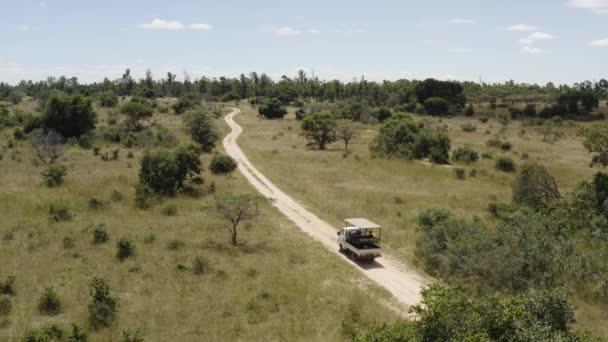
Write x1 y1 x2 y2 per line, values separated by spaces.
235 102 607 337
0 98 398 341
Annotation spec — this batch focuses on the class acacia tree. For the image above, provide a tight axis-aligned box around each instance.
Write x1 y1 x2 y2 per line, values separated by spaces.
31 129 65 164
301 111 337 150
208 193 264 246
120 101 153 131
336 121 358 151
579 121 608 168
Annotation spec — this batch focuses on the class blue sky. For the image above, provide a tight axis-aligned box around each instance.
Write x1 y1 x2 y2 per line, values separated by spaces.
1 0 607 84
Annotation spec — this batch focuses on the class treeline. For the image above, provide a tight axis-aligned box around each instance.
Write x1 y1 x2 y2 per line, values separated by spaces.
1 69 606 110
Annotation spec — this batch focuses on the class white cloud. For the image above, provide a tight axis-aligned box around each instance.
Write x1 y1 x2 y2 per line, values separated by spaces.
567 0 608 14
448 48 473 52
589 38 608 46
309 29 321 34
139 18 185 30
522 46 543 54
519 37 534 44
270 26 301 36
16 25 30 31
190 23 213 30
448 18 475 24
528 31 553 40
506 24 536 31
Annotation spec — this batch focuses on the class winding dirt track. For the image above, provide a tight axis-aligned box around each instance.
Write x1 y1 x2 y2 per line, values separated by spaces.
223 108 428 308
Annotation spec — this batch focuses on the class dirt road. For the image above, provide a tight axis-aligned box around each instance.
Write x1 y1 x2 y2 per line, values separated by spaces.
223 108 428 308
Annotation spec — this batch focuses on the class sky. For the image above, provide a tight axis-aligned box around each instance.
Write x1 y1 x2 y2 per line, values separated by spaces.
0 0 607 85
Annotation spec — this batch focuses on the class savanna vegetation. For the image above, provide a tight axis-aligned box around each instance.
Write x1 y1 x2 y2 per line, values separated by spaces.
2 69 608 340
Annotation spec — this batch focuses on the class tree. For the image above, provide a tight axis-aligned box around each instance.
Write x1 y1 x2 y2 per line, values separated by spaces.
31 129 65 164
336 121 358 151
209 153 237 175
258 98 287 119
579 120 608 168
183 109 218 152
423 97 449 116
139 150 180 195
120 101 153 131
208 193 264 246
301 111 337 150
174 143 202 189
415 78 466 108
88 277 118 330
43 93 97 138
99 91 119 108
513 163 561 210
172 94 198 114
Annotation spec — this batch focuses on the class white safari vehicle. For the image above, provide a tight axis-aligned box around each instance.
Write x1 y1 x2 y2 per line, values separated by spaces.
337 218 382 261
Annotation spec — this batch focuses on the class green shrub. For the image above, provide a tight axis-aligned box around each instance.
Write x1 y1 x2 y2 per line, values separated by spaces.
134 183 156 209
0 276 16 296
454 168 466 179
121 328 144 342
192 256 209 275
78 133 94 149
481 152 493 159
23 323 64 341
99 91 119 108
38 287 62 316
48 204 72 222
500 141 512 151
461 122 477 132
495 157 516 172
452 146 479 163
67 324 88 342
172 95 198 114
258 98 287 119
423 97 450 116
295 108 306 120
210 153 237 175
183 109 218 152
116 237 135 261
41 165 67 187
13 127 25 140
92 224 109 244
88 277 117 330
44 93 97 138
0 296 11 316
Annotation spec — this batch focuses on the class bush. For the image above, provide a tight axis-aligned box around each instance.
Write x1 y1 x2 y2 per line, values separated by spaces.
92 224 109 244
8 90 25 105
295 108 306 120
479 116 489 123
38 287 62 316
209 153 237 175
134 183 156 209
41 165 67 187
173 95 198 114
49 204 72 222
23 323 64 341
88 277 117 330
138 150 179 195
481 152 493 159
192 256 209 275
423 97 450 116
78 133 94 149
111 190 124 202
495 157 516 172
99 91 119 108
500 141 512 151
454 168 466 179
258 98 287 119
512 163 561 210
13 127 25 140
0 296 11 316
122 328 144 342
452 146 479 163
67 324 89 342
183 109 218 152
0 276 16 296
43 93 97 138
116 237 135 261
461 122 476 132
121 101 154 131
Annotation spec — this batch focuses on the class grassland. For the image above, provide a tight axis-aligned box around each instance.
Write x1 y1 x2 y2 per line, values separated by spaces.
0 98 398 341
235 102 607 336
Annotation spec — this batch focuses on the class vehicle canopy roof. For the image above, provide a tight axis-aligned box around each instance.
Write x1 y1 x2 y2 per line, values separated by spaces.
344 218 381 229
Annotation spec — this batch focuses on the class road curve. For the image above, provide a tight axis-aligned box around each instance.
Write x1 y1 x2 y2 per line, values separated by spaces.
223 108 428 308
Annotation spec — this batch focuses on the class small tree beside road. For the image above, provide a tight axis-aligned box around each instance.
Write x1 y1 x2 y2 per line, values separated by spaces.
207 193 264 246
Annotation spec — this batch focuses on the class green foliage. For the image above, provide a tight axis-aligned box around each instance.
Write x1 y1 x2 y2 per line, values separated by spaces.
139 150 180 195
460 122 476 132
495 157 516 172
370 114 451 164
116 237 135 261
0 296 11 316
513 163 561 210
0 276 16 296
209 153 237 175
41 165 67 187
8 90 25 105
341 303 361 339
207 192 264 245
454 167 466 179
373 107 392 122
43 93 97 138
579 120 608 168
67 324 88 342
300 111 337 150
258 98 287 119
452 146 479 163
182 109 218 152
415 78 466 109
48 204 72 222
88 277 117 330
500 141 512 151
172 94 198 114
423 97 449 116
120 101 154 131
99 91 119 108
92 223 109 244
38 287 62 316
174 143 202 188
134 183 157 209
23 323 64 342
295 108 306 120
121 328 144 342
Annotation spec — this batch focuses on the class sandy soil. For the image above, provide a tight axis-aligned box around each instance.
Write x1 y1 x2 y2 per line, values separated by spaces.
223 108 429 309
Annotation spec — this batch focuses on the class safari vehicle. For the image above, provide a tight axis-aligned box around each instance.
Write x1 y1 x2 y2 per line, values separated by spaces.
337 218 382 261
